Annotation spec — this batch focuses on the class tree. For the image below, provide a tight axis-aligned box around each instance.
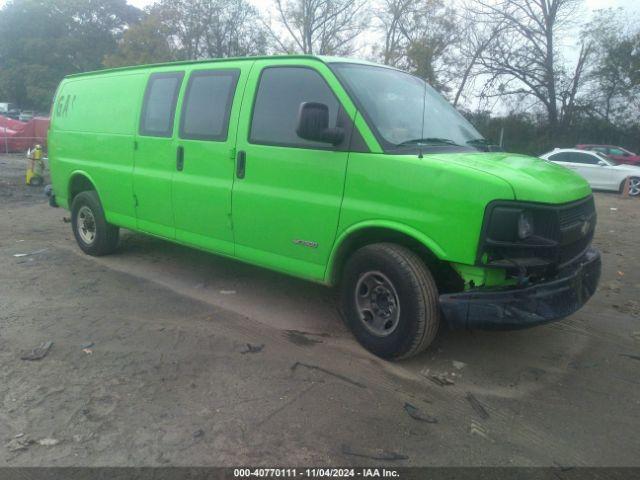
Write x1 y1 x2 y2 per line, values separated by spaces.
0 0 141 110
375 0 456 89
450 5 506 107
151 0 269 60
582 9 640 127
470 0 585 139
269 0 369 55
103 13 176 67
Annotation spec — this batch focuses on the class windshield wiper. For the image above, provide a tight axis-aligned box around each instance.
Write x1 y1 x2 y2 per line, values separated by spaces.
396 137 459 147
466 138 490 146
466 138 503 152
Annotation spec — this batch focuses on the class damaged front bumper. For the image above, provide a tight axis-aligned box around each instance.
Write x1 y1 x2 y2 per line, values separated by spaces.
440 248 601 330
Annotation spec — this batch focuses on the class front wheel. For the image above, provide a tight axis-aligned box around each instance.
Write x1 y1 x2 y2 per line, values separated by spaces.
71 190 119 256
340 243 440 359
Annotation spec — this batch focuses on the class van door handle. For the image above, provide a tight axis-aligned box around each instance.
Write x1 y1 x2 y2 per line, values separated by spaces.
236 150 246 179
176 146 184 171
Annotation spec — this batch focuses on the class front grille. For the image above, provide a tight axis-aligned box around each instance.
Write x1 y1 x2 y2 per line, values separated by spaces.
557 196 596 265
559 230 593 264
558 196 596 227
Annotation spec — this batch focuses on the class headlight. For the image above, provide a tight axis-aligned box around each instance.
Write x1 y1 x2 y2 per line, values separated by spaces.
478 202 559 270
484 206 530 242
518 211 534 239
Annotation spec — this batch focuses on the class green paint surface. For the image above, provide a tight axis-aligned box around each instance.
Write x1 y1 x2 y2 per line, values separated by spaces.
49 56 592 286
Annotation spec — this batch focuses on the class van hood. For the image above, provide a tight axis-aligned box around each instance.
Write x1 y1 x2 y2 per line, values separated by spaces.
437 152 592 204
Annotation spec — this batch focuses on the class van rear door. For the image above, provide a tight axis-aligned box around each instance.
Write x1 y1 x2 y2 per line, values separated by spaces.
134 71 184 238
172 64 248 255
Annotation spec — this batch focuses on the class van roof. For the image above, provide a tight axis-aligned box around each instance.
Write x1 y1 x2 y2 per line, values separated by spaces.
65 55 382 79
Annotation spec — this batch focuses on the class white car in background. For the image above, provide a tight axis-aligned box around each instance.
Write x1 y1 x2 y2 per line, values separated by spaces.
540 148 640 196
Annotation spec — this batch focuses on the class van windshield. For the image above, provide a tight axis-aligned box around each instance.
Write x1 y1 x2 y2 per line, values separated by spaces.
331 63 483 152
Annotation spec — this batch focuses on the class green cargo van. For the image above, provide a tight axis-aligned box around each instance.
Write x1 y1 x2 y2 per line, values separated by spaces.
48 55 601 359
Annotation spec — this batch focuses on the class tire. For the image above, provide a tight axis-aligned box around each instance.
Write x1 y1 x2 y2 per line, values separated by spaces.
71 190 119 256
339 243 440 359
627 177 640 196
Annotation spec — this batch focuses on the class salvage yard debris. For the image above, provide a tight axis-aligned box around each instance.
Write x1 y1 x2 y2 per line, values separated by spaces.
5 435 60 452
5 437 34 452
20 341 53 361
452 360 467 370
620 353 640 362
284 330 325 346
427 373 455 386
466 393 490 420
240 343 264 354
403 402 438 423
291 362 366 389
469 421 491 441
37 438 60 447
13 248 47 258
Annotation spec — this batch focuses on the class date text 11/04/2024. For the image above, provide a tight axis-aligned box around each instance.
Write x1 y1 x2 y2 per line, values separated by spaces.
234 468 400 478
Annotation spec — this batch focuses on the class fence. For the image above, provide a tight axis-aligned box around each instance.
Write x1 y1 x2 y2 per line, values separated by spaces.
1 132 47 154
0 116 49 154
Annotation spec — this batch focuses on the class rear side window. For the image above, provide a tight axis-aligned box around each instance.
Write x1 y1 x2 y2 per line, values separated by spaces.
571 152 599 165
549 152 571 162
250 67 339 148
140 72 184 137
180 69 240 141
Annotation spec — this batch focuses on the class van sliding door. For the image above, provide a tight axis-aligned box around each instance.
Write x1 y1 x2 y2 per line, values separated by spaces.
172 64 248 255
133 71 184 238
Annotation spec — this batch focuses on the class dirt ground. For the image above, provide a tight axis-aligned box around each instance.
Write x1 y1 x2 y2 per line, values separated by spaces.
1 152 639 467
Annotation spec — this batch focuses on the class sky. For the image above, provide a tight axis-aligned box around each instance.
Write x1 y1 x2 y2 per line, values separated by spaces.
0 0 637 19
126 0 640 14
1 0 638 36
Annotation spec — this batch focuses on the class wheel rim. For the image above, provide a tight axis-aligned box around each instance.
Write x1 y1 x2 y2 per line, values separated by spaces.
354 271 401 337
77 205 96 245
629 178 640 196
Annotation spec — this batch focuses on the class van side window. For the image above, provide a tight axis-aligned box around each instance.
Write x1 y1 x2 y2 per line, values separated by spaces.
139 72 184 137
180 70 240 141
250 67 339 148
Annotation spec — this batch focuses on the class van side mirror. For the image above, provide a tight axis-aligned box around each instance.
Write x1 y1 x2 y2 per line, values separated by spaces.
598 160 608 166
296 102 344 146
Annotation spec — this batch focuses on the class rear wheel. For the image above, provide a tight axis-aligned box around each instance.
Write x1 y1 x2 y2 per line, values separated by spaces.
71 190 119 256
340 243 440 359
628 177 640 196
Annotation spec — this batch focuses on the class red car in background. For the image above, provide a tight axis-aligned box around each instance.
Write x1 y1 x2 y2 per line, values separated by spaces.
576 144 640 166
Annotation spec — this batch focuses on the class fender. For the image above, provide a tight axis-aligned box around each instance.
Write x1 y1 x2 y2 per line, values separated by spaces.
324 220 447 284
67 169 102 207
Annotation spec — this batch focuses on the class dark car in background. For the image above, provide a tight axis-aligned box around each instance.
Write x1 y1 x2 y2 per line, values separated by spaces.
576 144 640 166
